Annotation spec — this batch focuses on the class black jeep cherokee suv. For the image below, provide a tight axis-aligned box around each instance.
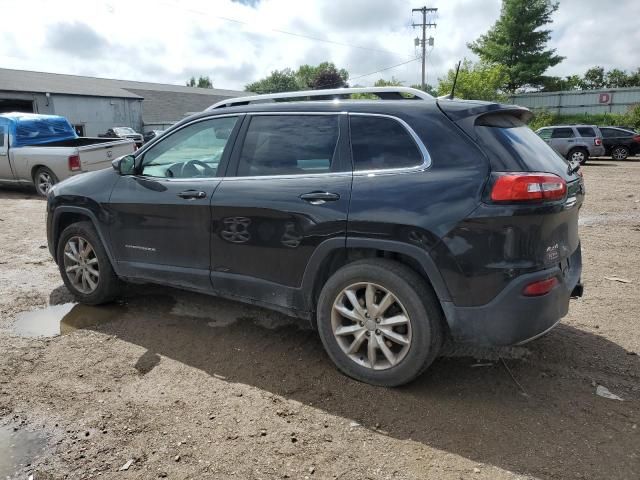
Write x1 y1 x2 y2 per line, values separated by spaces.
47 89 584 386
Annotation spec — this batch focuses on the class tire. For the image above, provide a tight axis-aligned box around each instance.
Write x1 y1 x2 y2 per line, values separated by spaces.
56 221 121 304
33 167 58 197
316 259 444 387
611 146 630 161
567 148 589 165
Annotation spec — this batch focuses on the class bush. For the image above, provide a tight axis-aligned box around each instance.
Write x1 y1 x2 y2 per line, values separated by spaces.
527 104 640 131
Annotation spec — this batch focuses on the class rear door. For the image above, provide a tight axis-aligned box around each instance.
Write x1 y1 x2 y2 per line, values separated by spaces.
108 114 242 291
209 113 351 310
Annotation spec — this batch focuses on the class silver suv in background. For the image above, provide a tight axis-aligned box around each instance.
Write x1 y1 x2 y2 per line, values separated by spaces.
536 125 605 164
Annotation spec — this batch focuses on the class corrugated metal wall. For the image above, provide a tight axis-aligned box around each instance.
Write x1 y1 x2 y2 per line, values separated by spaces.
509 87 640 115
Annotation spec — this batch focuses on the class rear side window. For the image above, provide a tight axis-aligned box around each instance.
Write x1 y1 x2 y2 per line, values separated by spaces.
349 115 422 171
577 127 596 137
237 115 339 176
551 128 575 139
0 126 5 148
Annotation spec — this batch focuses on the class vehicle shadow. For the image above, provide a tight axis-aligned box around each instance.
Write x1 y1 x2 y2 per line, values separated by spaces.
49 285 640 480
0 187 40 200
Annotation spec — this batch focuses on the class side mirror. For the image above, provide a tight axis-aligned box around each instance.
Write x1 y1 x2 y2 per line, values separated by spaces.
112 154 136 175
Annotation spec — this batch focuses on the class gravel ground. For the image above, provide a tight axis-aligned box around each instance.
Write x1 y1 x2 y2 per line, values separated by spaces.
0 158 639 480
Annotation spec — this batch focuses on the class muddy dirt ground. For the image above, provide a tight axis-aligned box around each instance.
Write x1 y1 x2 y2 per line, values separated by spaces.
0 158 639 480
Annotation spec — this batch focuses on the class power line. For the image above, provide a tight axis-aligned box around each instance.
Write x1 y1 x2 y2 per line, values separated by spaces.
158 0 413 59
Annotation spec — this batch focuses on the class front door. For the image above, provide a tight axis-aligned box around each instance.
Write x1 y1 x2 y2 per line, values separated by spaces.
210 113 351 311
109 115 242 291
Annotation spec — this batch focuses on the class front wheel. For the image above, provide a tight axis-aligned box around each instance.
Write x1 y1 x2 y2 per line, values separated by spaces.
316 259 444 387
611 146 630 161
56 221 121 304
34 167 58 196
567 148 589 165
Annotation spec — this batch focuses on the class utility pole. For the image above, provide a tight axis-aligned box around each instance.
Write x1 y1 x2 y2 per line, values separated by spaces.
412 6 437 91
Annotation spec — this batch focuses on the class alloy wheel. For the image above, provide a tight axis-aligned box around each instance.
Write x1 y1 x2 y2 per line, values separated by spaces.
612 147 628 160
63 236 100 294
36 171 53 195
331 282 412 370
571 150 585 163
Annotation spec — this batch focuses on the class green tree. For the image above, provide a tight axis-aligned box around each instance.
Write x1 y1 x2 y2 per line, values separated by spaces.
580 66 605 89
539 74 581 92
605 68 631 88
186 76 213 88
436 59 508 101
468 0 564 92
245 62 348 94
245 68 299 94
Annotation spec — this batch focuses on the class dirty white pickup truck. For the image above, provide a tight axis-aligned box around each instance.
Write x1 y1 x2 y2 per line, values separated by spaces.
0 113 135 195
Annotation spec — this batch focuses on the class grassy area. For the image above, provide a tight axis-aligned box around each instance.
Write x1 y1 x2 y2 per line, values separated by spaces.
528 104 640 131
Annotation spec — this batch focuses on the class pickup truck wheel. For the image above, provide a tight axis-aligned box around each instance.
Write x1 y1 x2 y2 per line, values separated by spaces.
317 259 444 387
611 146 629 160
56 221 120 304
567 148 589 165
34 167 58 196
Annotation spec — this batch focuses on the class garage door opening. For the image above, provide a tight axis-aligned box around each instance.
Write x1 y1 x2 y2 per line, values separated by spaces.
0 99 34 114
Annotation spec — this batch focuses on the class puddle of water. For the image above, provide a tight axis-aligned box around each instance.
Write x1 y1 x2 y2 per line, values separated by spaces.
13 303 125 338
0 424 46 479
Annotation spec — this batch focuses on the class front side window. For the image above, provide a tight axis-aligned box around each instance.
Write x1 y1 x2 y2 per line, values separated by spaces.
537 128 552 140
349 115 422 171
551 128 575 139
141 116 238 178
237 115 339 176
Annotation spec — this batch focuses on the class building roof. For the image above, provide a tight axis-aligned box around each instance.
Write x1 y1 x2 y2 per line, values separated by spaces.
0 68 248 123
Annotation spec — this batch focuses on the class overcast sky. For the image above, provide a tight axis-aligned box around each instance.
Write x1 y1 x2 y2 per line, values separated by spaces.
1 0 638 91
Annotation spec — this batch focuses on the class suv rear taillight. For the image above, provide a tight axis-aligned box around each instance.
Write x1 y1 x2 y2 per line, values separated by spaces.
68 154 81 171
490 173 567 202
594 137 602 146
632 135 640 143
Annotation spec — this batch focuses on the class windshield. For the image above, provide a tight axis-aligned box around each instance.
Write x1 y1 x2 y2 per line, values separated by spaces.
114 127 136 135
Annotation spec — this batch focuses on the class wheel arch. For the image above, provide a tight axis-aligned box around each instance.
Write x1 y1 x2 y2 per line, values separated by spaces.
301 238 452 328
51 206 118 273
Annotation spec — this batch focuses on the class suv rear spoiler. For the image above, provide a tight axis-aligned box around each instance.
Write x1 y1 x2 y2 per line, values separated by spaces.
437 99 532 134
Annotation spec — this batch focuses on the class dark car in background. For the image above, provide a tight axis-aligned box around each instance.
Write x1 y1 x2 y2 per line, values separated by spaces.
143 129 165 143
599 126 640 160
45 87 584 386
100 127 144 147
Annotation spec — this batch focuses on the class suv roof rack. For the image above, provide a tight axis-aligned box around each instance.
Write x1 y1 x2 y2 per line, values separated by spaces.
207 87 434 110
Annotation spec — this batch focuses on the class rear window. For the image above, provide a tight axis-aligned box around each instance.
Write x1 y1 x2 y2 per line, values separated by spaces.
577 127 596 137
474 114 570 178
551 128 575 139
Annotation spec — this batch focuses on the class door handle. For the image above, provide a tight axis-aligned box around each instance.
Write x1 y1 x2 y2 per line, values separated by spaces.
300 192 340 205
178 190 207 200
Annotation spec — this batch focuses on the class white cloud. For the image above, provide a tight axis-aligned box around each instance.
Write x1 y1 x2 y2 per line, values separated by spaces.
0 0 638 90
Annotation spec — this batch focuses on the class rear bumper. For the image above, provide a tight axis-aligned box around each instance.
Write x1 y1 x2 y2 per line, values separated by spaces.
442 245 583 346
591 146 606 157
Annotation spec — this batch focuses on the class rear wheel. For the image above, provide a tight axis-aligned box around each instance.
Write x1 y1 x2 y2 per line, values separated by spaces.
56 221 121 304
316 259 444 387
567 147 589 165
34 167 58 196
611 146 630 161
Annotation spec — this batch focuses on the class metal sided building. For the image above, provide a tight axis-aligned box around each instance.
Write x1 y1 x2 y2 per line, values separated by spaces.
509 87 640 115
0 68 247 136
